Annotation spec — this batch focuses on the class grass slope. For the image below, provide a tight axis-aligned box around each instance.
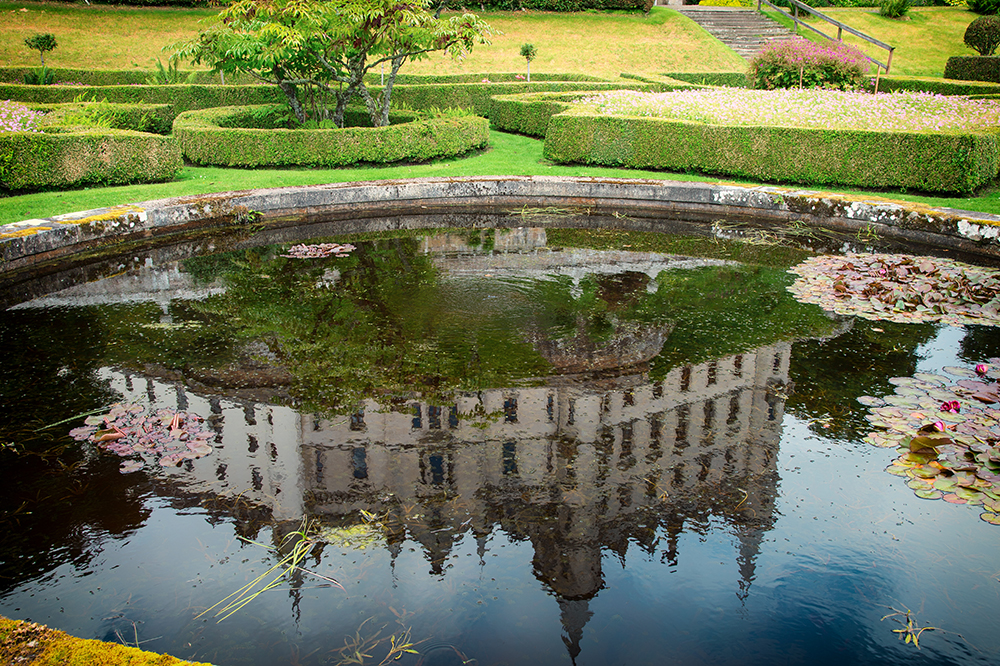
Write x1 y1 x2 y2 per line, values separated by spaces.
0 2 743 78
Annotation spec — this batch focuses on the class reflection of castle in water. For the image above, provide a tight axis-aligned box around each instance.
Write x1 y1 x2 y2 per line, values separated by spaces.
49 228 789 662
102 342 787 661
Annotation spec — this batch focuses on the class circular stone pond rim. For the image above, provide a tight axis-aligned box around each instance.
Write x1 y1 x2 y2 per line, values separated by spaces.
4 175 1000 273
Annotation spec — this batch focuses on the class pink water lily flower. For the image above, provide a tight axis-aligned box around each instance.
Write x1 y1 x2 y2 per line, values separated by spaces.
976 363 989 376
939 401 960 414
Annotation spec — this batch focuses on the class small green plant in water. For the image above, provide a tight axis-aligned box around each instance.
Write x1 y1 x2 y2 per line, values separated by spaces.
198 520 344 621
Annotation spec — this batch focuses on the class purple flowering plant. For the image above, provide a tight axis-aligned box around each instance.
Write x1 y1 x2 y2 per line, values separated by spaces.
0 100 45 133
748 38 869 91
576 88 1000 134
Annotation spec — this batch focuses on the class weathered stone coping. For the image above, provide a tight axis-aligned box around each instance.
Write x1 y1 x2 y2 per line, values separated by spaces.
3 176 1000 275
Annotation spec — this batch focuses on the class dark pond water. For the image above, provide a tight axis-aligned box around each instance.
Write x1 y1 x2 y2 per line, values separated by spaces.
1 224 999 666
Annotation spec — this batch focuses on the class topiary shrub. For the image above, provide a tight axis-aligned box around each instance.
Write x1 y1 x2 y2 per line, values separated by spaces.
748 38 869 90
965 15 1000 55
967 0 1000 14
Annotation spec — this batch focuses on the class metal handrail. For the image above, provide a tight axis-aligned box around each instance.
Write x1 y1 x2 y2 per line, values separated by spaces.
756 0 895 73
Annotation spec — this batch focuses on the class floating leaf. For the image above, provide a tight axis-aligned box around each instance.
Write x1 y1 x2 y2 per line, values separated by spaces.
858 395 885 407
980 512 1000 524
914 488 943 500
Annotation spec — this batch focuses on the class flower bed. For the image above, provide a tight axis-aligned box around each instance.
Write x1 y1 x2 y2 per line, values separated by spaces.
538 89 1000 194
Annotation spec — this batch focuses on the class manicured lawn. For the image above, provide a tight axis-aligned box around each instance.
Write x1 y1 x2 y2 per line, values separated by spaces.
4 129 1000 225
0 2 742 78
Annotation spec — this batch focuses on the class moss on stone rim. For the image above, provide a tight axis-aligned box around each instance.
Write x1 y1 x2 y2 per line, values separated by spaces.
0 616 214 666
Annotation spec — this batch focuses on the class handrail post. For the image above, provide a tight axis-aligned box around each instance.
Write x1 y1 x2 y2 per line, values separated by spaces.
886 47 893 75
837 25 842 41
793 3 799 32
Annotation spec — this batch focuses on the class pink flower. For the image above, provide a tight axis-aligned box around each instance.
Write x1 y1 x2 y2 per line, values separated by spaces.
481 78 491 84
976 364 989 376
933 420 946 432
939 401 960 414
515 74 525 80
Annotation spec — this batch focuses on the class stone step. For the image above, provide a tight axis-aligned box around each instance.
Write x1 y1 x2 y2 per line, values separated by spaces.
675 6 799 60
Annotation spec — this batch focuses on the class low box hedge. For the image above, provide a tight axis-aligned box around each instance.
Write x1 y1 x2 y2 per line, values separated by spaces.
661 72 749 87
390 80 655 117
944 56 1000 84
873 74 1000 96
32 101 175 135
0 127 182 192
173 104 490 167
0 67 251 86
543 106 1000 194
490 92 584 137
490 83 699 137
0 84 283 119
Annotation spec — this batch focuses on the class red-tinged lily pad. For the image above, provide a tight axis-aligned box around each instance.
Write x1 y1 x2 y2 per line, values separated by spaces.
860 362 1000 524
980 512 1000 524
70 402 214 475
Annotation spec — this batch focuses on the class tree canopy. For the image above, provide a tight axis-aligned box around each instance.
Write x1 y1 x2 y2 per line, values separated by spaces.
172 0 494 127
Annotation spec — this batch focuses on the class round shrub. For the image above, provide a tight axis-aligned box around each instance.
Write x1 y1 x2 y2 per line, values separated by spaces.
965 15 1000 56
748 39 869 91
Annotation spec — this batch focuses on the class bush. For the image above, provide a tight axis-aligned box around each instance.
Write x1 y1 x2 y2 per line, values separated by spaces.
542 106 1000 194
944 55 1000 82
965 15 1000 55
173 104 490 167
35 100 174 135
879 0 911 17
967 0 1000 14
748 39 869 90
0 127 182 191
23 67 55 86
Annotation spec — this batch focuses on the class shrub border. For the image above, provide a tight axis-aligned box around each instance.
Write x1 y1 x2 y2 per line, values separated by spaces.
0 126 182 192
539 102 1000 194
172 104 490 167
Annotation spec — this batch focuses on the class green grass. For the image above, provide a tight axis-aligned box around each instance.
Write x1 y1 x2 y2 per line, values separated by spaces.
0 2 743 78
3 3 1000 223
5 130 1000 225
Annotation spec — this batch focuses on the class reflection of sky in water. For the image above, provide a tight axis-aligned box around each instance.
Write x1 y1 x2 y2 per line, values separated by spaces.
2 232 1000 666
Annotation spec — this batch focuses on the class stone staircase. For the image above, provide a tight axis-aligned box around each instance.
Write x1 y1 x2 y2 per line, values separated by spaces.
675 6 799 60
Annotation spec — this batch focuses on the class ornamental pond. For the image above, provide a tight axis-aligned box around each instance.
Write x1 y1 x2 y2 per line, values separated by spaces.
1 219 999 666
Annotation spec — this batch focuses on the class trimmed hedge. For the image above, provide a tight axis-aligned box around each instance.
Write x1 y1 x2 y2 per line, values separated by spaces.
0 127 182 191
465 0 647 9
490 93 579 137
662 72 749 87
367 72 613 85
390 80 655 117
32 101 175 135
173 105 490 167
875 74 1000 94
944 56 1000 83
0 84 283 119
542 106 1000 194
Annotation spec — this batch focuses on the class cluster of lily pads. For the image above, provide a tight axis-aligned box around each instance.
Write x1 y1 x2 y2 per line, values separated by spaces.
787 253 1000 326
281 243 356 259
858 362 1000 524
69 403 214 474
